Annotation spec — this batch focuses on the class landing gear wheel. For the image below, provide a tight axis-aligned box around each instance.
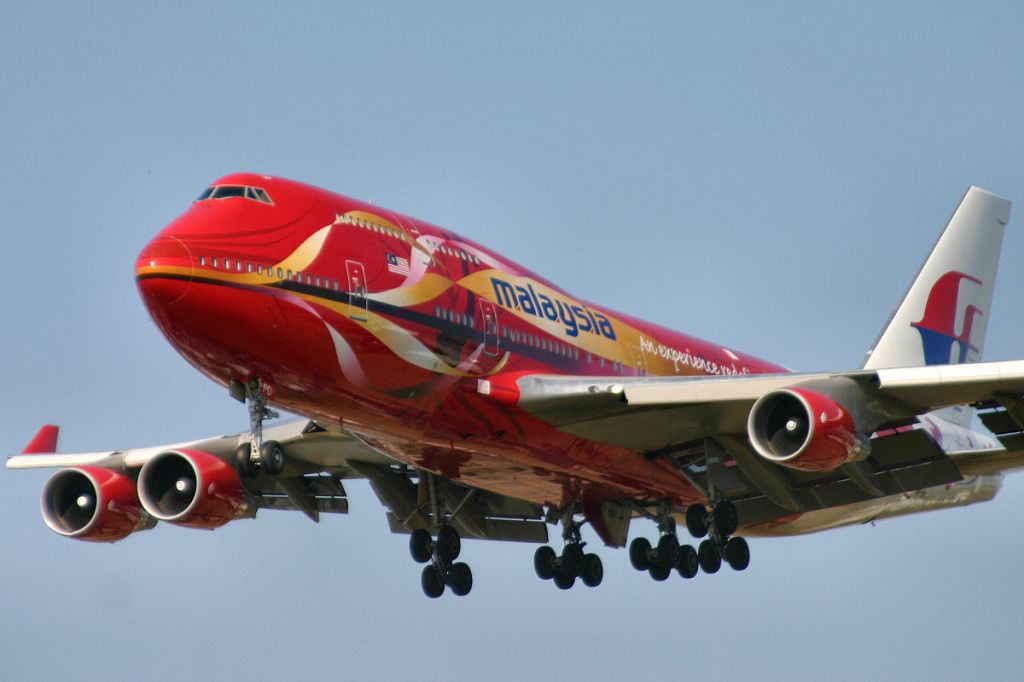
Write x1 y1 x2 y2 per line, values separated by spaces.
534 546 557 580
235 443 259 478
259 441 286 476
553 568 576 590
698 539 722 574
561 543 584 578
713 500 738 537
421 565 444 598
648 562 671 582
629 537 652 571
435 525 461 563
677 544 699 579
724 536 750 571
657 534 681 570
581 553 604 587
449 562 473 596
685 504 709 539
409 528 433 564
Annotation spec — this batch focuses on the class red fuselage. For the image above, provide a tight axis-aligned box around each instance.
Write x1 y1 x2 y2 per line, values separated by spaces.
136 173 787 510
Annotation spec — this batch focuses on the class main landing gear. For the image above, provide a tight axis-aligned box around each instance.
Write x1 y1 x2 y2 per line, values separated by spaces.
409 474 475 598
532 509 603 590
628 499 749 582
684 499 750 573
230 379 286 478
409 526 473 598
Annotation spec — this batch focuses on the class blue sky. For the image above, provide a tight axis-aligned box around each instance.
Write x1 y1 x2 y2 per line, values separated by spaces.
3 2 1024 679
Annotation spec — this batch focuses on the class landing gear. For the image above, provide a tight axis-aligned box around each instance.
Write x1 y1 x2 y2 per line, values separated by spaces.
411 524 474 598
533 510 604 590
685 499 748 574
627 500 700 583
408 473 476 598
628 498 749 582
231 379 285 477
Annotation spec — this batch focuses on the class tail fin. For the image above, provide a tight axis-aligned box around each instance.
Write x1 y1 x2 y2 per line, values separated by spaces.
863 187 1011 425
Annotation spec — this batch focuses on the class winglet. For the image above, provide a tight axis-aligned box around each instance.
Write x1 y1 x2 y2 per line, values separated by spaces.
22 425 59 454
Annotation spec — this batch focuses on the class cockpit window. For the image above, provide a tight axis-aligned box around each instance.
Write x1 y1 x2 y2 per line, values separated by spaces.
196 185 274 205
212 186 246 199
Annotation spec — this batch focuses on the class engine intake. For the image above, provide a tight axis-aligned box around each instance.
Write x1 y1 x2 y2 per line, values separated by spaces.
748 387 867 472
41 467 148 542
138 449 248 529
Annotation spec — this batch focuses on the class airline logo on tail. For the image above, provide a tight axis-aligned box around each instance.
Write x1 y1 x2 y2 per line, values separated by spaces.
911 270 983 365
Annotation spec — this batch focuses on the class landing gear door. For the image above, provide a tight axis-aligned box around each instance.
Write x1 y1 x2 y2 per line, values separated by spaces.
345 260 369 322
478 299 500 357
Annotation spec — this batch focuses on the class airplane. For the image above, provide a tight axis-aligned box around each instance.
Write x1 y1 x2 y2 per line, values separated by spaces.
9 174 1024 599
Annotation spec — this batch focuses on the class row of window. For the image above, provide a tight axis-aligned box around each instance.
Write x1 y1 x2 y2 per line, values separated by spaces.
197 255 343 291
336 214 482 266
196 255 627 372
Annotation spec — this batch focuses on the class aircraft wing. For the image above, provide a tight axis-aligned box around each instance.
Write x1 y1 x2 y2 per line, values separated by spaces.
7 419 549 540
478 359 1024 526
480 360 1024 450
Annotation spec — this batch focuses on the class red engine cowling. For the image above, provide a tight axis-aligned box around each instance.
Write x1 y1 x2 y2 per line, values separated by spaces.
138 449 248 529
41 466 148 542
747 387 867 472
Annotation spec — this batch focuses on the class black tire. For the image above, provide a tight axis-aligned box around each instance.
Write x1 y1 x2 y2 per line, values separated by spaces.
235 443 259 478
713 500 738 537
724 536 750 571
698 539 722 574
677 543 699 579
409 528 433 564
421 565 444 598
259 441 286 476
449 562 473 596
561 543 583 578
656 534 681 570
553 568 576 590
581 553 604 588
649 562 671 582
534 546 557 580
436 525 461 563
685 504 708 539
629 537 652 571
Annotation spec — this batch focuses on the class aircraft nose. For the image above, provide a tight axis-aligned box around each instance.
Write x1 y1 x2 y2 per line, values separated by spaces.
135 235 194 307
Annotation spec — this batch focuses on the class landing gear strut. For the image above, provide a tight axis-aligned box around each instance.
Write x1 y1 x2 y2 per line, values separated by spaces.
533 507 603 590
231 379 285 477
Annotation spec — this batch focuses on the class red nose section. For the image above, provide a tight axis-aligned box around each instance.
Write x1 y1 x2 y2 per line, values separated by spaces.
136 235 193 308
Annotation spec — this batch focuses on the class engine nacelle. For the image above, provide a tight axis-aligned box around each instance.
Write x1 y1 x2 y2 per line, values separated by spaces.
41 467 149 542
138 449 248 529
747 387 868 472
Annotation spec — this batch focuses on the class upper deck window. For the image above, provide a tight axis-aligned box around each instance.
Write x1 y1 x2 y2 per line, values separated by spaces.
196 185 274 205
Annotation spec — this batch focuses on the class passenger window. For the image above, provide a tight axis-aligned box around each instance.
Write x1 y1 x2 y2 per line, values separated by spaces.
211 257 219 268
198 256 206 266
277 268 283 279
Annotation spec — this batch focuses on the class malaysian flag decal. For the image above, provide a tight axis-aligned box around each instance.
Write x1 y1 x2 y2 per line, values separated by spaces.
386 253 411 276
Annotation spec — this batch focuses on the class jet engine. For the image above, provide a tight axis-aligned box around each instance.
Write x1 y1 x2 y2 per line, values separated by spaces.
138 449 249 529
747 387 868 472
41 467 148 542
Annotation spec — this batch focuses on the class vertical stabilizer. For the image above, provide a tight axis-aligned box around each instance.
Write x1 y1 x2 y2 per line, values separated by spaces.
863 187 1011 425
864 187 1011 371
